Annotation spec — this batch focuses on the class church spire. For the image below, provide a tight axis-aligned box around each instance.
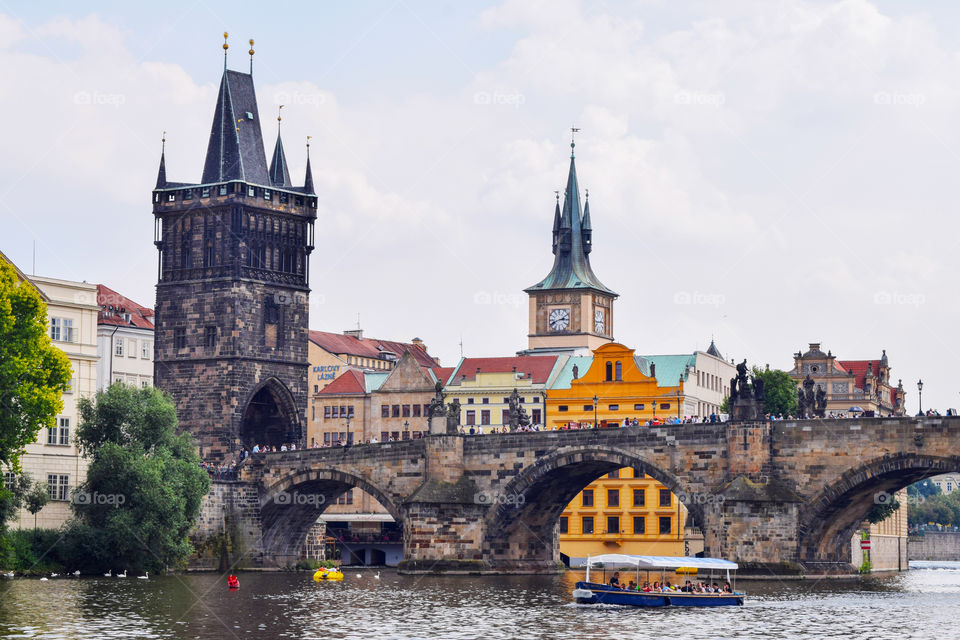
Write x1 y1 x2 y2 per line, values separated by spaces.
303 136 315 194
581 188 592 255
551 191 561 255
268 106 291 187
155 131 167 189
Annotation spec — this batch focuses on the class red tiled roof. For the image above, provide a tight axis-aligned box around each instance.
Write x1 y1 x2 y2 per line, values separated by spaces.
308 330 438 368
449 356 559 385
318 369 366 395
430 367 455 385
96 284 154 330
837 360 881 391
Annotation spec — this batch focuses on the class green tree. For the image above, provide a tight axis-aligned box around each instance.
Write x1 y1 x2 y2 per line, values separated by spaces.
0 260 72 471
908 479 941 500
0 473 30 528
24 480 49 535
866 497 900 524
69 384 210 573
751 367 799 417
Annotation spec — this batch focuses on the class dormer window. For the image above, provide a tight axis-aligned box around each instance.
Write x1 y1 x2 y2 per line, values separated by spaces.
245 111 254 120
247 186 255 197
183 189 193 200
167 193 176 202
218 185 228 196
264 190 271 201
201 187 210 198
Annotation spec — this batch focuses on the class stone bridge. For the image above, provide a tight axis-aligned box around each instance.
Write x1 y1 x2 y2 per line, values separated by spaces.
198 416 960 573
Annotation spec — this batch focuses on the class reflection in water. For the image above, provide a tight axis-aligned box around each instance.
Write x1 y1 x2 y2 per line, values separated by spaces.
1 569 959 639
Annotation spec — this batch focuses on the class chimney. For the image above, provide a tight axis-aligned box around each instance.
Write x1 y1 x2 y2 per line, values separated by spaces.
344 329 363 340
411 337 426 352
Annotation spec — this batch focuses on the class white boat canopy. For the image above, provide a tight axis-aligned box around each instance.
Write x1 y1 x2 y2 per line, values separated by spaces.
585 554 738 570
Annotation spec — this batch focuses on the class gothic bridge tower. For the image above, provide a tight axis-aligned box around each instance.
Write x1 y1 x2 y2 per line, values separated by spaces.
152 36 316 459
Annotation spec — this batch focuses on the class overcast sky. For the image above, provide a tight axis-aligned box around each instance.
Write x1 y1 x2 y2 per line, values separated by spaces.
1 1 957 412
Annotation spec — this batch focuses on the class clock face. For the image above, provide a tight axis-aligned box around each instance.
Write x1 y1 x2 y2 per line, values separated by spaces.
548 308 570 331
594 309 605 333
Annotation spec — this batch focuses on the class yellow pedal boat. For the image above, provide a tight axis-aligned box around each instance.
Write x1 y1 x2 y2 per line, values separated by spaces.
313 567 344 582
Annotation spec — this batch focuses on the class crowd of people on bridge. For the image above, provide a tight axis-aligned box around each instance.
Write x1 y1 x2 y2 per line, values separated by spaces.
200 460 238 481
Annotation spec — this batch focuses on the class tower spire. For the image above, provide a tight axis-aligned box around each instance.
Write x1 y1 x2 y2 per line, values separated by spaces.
223 32 229 70
268 105 291 187
155 131 167 189
248 38 254 75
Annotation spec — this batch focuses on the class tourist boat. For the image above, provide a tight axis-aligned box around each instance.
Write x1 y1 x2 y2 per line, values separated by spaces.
572 554 745 607
312 567 344 582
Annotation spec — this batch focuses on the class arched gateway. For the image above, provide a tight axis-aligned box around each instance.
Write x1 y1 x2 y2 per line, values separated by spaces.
195 416 960 573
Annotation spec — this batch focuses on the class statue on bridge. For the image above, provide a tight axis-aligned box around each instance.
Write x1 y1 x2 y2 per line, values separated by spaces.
814 384 827 418
446 398 461 434
797 375 817 419
729 361 765 421
751 374 765 403
507 388 531 432
428 381 446 419
736 360 749 394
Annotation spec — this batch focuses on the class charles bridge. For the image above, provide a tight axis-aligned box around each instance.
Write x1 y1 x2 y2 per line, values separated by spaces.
195 416 960 574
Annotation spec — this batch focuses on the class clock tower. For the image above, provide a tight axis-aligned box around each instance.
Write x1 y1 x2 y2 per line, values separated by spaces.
523 139 617 355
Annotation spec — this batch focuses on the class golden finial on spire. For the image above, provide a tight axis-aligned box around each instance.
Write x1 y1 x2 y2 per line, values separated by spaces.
249 39 255 55
306 135 312 148
223 32 229 50
278 104 284 123
249 38 255 74
161 130 166 152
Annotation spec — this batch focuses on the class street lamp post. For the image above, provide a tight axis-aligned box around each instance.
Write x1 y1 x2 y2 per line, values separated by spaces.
403 419 409 440
917 379 924 416
678 376 683 420
593 394 598 429
344 413 352 447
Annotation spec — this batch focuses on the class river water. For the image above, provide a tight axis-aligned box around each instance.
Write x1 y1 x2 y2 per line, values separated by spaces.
1 567 958 640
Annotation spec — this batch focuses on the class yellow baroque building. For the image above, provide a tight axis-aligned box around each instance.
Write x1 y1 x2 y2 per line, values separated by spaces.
547 342 690 563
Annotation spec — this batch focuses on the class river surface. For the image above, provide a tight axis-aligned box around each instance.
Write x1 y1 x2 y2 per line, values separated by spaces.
2 567 959 639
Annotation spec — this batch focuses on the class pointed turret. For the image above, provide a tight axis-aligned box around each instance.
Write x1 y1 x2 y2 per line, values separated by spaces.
269 131 291 187
155 134 167 189
581 189 592 255
551 194 561 255
303 138 315 195
706 339 723 360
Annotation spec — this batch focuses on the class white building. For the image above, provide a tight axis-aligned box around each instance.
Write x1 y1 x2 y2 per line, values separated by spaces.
95 285 154 390
930 474 960 495
642 340 735 420
8 275 99 530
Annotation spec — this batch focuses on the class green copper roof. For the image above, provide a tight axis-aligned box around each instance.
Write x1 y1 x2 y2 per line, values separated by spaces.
549 356 594 389
638 354 696 387
526 145 616 296
364 372 389 393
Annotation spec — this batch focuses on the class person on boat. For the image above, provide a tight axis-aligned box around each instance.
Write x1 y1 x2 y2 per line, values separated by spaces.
626 580 637 591
712 582 721 593
681 580 692 592
609 572 621 588
723 582 732 593
641 582 651 592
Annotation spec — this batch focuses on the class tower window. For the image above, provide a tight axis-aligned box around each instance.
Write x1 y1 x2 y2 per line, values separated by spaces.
264 190 271 201
201 187 210 198
174 328 186 350
204 326 217 349
167 193 176 202
204 240 214 267
605 361 613 381
218 185 228 196
183 189 193 200
247 186 255 197
615 361 622 381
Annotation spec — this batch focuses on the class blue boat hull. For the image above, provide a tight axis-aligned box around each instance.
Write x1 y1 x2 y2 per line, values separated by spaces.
573 582 744 607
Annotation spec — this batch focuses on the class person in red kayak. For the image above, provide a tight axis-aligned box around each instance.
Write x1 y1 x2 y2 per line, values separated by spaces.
227 574 239 589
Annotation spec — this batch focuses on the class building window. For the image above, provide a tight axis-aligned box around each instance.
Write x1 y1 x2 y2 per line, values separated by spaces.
481 410 490 425
48 417 69 445
582 404 593 412
482 398 489 404
531 409 541 423
558 406 568 412
324 406 331 419
608 404 619 411
531 397 540 403
3 472 16 491
607 488 619 507
47 474 69 501
659 516 671 535
466 410 476 425
392 405 400 418
201 186 211 198
174 328 186 350
634 404 644 411
501 410 509 425
381 405 389 418
659 489 671 507
633 516 645 534
559 516 568 534
632 468 643 479
467 398 474 404
115 338 124 357
615 361 622 381
141 341 150 359
582 516 594 535
205 326 217 349
422 404 430 415
582 489 594 507
606 516 620 534
347 406 355 418
633 489 645 507
607 470 619 479
402 405 411 418
412 404 421 417
336 490 354 505
660 403 670 410
605 361 613 381
50 317 73 342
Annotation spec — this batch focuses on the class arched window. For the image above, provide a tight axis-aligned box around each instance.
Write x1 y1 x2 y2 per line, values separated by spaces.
615 361 622 381
605 361 613 381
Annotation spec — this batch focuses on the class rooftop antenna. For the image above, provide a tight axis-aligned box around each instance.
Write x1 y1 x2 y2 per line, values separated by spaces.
248 38 255 74
459 335 464 358
356 312 361 331
222 32 229 69
161 130 166 154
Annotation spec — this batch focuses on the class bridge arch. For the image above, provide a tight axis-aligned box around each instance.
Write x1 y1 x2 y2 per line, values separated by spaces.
482 446 699 571
797 452 960 566
259 467 404 566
